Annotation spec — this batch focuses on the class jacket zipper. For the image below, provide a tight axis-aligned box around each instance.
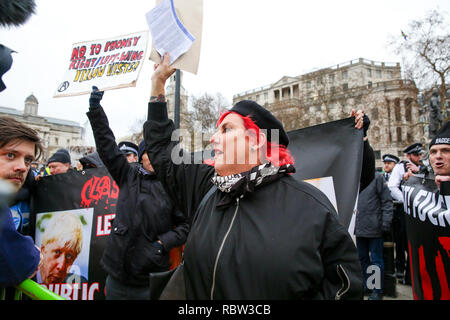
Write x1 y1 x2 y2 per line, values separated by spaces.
210 198 240 300
335 264 350 300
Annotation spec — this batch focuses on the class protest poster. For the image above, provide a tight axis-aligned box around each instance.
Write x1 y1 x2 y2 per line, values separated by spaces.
54 30 149 97
402 176 450 300
31 167 118 300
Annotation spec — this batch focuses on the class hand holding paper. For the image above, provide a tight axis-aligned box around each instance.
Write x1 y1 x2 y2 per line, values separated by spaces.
151 52 176 97
146 0 195 65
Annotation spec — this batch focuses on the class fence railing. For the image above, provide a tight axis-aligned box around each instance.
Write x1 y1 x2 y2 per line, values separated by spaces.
1 279 65 300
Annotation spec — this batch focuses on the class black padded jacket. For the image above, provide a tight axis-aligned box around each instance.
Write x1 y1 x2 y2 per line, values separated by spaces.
143 101 363 299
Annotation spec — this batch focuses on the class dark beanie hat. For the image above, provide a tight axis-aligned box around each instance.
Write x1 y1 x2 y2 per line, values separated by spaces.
429 121 450 149
138 140 146 163
229 100 289 147
48 148 71 164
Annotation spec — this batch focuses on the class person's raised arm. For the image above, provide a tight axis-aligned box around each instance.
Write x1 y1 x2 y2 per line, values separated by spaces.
149 52 176 103
86 86 131 185
351 109 375 192
144 53 215 220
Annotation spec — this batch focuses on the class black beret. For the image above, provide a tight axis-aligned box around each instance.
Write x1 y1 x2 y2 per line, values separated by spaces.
403 143 423 155
48 148 71 164
382 154 399 163
429 121 450 149
229 100 289 147
118 141 138 156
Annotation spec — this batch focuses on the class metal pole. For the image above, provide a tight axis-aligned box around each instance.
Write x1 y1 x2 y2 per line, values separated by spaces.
174 69 181 130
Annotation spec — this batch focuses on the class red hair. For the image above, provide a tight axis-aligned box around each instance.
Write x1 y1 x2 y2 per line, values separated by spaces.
215 111 295 167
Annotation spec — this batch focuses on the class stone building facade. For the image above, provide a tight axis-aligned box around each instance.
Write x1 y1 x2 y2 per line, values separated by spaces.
0 94 83 165
233 58 425 169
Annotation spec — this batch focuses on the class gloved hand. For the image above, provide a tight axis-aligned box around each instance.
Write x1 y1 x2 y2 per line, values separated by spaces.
89 86 104 109
362 114 370 137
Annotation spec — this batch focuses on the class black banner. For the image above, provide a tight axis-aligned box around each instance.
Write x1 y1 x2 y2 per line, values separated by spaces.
402 176 450 300
288 118 363 230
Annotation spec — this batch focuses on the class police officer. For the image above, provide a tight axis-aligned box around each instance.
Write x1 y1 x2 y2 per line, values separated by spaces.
118 141 139 163
382 154 399 181
387 143 426 284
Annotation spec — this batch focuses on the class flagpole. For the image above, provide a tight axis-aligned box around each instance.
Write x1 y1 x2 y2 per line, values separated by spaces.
174 69 181 130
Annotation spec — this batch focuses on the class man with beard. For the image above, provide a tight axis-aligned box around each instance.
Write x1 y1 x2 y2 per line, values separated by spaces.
0 116 43 286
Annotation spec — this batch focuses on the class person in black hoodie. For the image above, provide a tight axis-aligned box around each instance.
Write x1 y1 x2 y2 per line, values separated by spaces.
137 52 364 300
87 87 188 300
78 151 104 170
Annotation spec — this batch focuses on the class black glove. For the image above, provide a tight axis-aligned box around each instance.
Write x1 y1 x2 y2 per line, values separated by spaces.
89 86 104 109
362 114 370 137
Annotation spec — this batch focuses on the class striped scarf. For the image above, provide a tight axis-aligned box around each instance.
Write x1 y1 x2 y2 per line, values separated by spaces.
211 162 295 208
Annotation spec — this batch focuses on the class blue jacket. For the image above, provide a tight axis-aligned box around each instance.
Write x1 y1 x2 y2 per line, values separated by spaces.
0 206 40 286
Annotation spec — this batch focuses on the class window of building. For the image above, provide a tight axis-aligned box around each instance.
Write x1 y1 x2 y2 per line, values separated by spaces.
306 81 311 89
55 137 59 145
264 92 268 100
376 70 382 78
396 127 402 142
371 107 379 120
367 68 372 77
255 94 260 101
343 83 348 91
407 132 413 143
405 98 413 121
387 71 393 79
374 150 381 160
394 98 401 121
368 81 372 89
274 90 280 101
342 71 348 79
329 74 335 82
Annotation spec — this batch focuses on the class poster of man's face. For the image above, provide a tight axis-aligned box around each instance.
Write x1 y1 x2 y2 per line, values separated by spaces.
35 208 93 285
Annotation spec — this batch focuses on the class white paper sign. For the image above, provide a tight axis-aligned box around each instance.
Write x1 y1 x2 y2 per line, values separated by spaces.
149 0 203 75
146 0 195 65
54 30 149 98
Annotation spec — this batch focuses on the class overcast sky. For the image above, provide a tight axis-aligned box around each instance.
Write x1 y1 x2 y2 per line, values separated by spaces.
0 0 449 143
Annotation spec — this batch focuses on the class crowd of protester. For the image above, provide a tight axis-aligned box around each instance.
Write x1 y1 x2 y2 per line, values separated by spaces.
1 52 449 301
